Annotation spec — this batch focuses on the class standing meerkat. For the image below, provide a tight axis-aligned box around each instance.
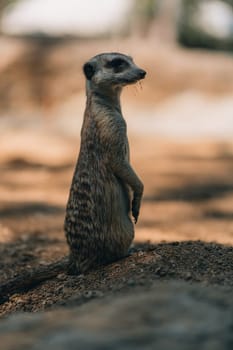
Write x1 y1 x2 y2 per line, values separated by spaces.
0 53 146 300
65 52 146 273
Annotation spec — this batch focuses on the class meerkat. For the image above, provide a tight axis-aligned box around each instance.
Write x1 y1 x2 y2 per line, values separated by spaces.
0 52 146 301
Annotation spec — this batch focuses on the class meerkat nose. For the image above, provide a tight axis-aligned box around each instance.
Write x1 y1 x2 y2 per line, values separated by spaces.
138 69 146 79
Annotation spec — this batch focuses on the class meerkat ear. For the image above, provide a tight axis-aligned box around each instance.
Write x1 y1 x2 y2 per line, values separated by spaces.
83 62 95 80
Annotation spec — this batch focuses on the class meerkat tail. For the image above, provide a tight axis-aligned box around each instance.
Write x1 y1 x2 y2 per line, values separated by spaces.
0 256 69 304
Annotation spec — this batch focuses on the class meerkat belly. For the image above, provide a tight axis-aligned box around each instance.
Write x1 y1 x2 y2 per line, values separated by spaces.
106 173 134 256
65 152 133 257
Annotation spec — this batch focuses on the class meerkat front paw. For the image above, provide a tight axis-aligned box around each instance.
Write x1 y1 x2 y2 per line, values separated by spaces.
132 196 141 223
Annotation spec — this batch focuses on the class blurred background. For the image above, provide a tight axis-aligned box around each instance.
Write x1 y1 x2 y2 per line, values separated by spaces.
0 0 233 252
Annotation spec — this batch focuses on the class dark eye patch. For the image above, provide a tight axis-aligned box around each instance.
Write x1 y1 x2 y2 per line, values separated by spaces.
106 58 129 71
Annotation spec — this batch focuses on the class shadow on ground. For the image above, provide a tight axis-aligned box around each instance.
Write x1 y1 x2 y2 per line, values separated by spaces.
145 181 233 202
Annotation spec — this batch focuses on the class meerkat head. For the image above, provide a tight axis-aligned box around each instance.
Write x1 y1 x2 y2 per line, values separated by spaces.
83 52 146 92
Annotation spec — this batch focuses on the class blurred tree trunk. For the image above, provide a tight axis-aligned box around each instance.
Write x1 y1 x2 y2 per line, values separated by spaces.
130 0 158 37
0 0 20 32
130 0 179 42
0 0 13 11
177 0 199 46
149 0 180 43
0 0 18 16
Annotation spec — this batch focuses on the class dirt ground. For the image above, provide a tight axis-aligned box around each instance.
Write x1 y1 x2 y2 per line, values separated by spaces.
0 134 233 317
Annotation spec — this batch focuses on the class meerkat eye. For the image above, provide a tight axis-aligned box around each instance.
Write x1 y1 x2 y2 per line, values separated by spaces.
110 58 126 67
106 58 128 71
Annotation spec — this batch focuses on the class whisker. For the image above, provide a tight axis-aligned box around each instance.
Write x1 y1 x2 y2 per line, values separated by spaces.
132 86 137 97
134 84 139 96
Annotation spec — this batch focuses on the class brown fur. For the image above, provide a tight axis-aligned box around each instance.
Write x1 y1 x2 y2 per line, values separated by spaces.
0 53 146 301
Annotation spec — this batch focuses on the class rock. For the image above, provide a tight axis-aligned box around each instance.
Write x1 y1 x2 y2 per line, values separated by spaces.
0 281 232 350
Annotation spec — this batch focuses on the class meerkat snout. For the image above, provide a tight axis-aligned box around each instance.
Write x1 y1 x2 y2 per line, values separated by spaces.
137 69 146 79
